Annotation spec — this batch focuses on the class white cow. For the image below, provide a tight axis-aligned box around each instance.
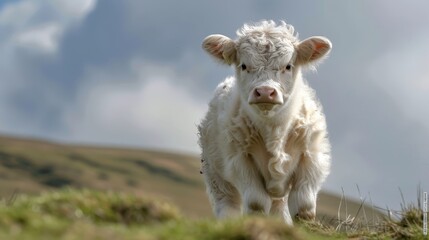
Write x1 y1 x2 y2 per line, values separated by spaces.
198 20 331 225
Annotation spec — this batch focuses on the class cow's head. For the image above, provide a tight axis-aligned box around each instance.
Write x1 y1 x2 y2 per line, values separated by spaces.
203 21 331 117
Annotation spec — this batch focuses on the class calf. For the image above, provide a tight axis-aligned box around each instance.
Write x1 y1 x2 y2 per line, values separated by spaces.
198 20 331 225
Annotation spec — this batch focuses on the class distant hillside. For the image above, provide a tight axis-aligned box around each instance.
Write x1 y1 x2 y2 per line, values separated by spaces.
0 135 384 222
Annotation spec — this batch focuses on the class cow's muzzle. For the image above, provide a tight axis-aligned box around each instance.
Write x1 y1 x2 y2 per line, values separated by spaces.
248 86 283 105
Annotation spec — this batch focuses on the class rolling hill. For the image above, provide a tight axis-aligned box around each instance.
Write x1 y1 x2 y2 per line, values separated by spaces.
0 134 384 222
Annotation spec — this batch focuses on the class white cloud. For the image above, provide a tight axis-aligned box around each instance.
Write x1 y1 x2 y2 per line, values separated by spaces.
0 0 209 154
63 60 208 153
14 23 62 54
0 0 97 55
0 0 98 135
0 1 37 28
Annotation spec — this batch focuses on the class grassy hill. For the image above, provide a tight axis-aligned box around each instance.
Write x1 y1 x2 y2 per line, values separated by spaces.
0 135 425 239
0 135 209 218
0 135 386 222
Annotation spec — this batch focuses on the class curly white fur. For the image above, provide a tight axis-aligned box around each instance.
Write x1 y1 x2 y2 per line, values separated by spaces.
199 20 332 225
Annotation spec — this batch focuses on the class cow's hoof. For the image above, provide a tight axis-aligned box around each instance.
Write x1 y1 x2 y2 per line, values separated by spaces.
297 208 315 221
248 202 264 214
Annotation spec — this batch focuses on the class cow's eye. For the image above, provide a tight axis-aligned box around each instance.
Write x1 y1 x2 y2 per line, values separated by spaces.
281 64 292 73
241 64 247 71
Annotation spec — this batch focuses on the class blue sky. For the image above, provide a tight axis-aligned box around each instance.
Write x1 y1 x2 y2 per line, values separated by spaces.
0 0 428 212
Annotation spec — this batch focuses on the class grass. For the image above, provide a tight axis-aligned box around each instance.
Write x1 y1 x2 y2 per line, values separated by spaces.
0 189 180 240
0 189 426 240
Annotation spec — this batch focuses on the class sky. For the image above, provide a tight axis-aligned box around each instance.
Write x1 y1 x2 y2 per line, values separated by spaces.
0 0 428 213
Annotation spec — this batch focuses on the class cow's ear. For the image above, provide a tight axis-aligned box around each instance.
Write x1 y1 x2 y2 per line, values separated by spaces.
202 34 237 65
296 36 331 66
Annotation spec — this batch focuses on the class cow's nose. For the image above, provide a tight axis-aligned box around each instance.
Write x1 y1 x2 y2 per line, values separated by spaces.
249 86 283 104
255 87 276 98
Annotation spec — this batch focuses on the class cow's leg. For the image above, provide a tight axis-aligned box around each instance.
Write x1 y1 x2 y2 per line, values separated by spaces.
288 152 330 220
227 155 272 215
204 171 241 218
270 192 293 225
